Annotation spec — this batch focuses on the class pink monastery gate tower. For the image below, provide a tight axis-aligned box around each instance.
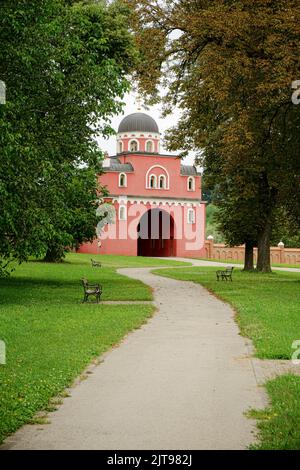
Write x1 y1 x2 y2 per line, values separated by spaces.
78 111 206 258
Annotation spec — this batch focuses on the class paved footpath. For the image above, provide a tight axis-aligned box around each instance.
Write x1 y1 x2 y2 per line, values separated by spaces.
3 262 289 450
165 257 300 273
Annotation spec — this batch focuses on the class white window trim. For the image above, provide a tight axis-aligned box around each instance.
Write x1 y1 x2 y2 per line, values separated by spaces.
119 205 127 221
146 165 170 189
149 174 157 189
187 208 195 224
158 174 166 189
129 139 139 152
118 172 127 188
145 139 153 153
187 176 195 191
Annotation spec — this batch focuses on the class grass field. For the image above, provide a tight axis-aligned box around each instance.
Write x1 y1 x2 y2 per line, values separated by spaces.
248 374 300 450
153 265 300 449
153 266 300 358
70 253 191 269
0 254 187 444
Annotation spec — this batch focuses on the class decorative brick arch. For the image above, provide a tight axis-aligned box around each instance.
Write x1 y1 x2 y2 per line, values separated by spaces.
146 165 170 189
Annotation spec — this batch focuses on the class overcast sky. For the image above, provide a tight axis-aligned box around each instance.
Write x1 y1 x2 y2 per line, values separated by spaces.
96 91 196 166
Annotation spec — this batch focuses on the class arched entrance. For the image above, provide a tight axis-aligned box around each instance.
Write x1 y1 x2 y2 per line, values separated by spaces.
137 208 176 257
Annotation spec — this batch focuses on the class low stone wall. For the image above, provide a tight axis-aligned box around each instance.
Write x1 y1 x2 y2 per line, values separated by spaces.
204 239 300 265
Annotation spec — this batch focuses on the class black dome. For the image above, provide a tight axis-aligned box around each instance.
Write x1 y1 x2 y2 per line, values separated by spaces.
118 112 159 134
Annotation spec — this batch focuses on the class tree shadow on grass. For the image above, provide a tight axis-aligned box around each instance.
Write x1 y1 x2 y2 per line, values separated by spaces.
32 259 88 266
0 277 88 306
0 275 147 306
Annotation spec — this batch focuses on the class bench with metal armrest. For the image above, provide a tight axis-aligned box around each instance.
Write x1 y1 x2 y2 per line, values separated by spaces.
91 259 101 268
81 278 102 303
216 266 234 281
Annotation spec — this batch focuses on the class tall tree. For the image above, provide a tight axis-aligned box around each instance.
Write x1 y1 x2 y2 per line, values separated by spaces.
128 0 300 272
0 0 137 270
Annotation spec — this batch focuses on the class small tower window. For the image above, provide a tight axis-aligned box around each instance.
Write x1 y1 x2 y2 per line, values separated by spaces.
187 176 195 191
149 174 157 189
146 140 153 152
187 208 195 224
119 205 127 221
130 140 138 152
159 175 166 189
118 141 123 154
119 173 127 187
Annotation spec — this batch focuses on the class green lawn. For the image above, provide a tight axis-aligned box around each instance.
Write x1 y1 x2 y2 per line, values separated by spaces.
71 252 191 268
248 374 300 450
0 303 153 444
4 253 190 304
0 253 188 444
153 266 300 359
153 265 300 449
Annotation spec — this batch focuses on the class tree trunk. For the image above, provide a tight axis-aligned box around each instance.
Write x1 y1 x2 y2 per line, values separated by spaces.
243 241 255 271
256 222 272 273
44 246 65 263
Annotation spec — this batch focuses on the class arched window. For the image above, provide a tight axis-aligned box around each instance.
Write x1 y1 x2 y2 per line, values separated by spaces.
187 176 195 191
119 205 127 221
146 165 169 189
118 141 123 154
149 174 157 189
129 140 138 152
187 208 195 224
146 140 153 153
119 173 127 187
159 175 166 189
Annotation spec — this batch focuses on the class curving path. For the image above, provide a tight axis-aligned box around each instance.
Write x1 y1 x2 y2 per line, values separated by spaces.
3 264 270 450
166 257 300 273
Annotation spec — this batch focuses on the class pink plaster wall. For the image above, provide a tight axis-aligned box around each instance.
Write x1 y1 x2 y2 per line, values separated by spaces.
78 201 206 258
101 154 201 200
78 134 206 258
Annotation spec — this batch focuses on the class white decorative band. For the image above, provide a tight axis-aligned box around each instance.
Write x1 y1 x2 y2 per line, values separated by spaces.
109 196 202 207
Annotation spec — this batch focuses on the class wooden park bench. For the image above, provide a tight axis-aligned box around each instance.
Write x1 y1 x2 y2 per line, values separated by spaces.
81 278 102 303
91 258 101 268
216 266 234 281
